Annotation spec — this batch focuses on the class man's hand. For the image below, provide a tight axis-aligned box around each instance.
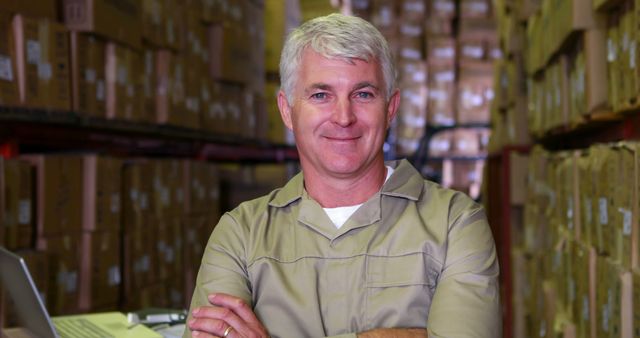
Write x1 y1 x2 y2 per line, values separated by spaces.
357 328 428 338
188 293 269 338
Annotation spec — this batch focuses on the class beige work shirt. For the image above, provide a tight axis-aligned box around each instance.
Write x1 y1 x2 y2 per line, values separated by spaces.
184 159 500 338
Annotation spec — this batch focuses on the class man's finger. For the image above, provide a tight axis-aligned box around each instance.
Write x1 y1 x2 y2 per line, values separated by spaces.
191 306 248 336
207 293 262 326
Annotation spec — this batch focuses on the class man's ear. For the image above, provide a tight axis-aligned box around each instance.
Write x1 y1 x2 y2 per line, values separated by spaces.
277 90 293 130
386 89 400 127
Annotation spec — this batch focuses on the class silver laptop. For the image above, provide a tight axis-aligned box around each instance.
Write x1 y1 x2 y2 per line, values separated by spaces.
0 246 162 338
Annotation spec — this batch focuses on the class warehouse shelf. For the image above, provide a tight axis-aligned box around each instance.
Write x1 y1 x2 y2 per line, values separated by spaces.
410 123 491 170
485 145 530 338
0 107 298 162
534 111 640 151
426 122 492 131
427 155 488 161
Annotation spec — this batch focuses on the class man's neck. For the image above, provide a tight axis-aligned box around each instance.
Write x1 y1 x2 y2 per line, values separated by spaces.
303 163 387 208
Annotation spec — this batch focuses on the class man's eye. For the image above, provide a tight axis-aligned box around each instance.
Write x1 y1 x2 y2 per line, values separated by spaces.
355 92 374 99
311 92 327 100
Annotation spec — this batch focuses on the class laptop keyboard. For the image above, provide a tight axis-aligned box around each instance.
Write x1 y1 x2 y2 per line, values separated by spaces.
54 318 115 338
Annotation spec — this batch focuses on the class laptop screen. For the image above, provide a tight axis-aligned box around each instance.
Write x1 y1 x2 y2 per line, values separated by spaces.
0 246 57 338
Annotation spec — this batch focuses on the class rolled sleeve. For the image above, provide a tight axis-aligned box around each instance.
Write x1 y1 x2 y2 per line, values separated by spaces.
426 204 501 338
183 213 252 338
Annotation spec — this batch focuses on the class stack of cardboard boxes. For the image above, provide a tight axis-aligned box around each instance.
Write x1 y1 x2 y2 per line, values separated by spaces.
492 0 640 336
0 0 271 140
0 155 223 322
516 145 639 338
351 0 497 199
263 0 300 145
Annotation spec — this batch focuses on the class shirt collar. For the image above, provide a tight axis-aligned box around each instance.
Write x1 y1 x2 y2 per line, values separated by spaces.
380 159 423 201
268 158 424 208
268 171 304 208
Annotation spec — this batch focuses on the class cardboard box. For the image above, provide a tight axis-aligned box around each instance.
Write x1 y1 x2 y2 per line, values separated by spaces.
456 62 493 124
264 0 294 73
426 37 456 64
620 270 632 338
122 226 155 305
424 15 453 36
460 0 492 18
0 158 33 250
142 0 165 47
452 127 490 156
82 155 122 232
430 0 455 18
208 22 250 84
63 0 142 50
21 155 83 238
264 81 287 144
70 32 106 117
632 270 640 338
612 144 634 270
142 47 156 123
122 160 154 230
398 22 424 60
183 161 207 215
577 152 593 245
13 15 71 111
79 230 120 311
509 151 529 206
14 0 58 20
0 12 19 107
36 234 82 315
105 42 144 121
155 50 186 126
427 63 456 126
246 1 265 94
606 10 621 113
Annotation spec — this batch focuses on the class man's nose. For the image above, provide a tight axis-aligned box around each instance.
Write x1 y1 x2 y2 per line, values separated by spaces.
331 98 356 127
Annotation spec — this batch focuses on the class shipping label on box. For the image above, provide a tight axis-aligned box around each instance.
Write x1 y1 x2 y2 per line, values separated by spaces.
70 32 106 117
1 158 34 250
142 47 156 122
122 161 154 227
13 15 71 111
155 49 186 126
143 0 165 47
427 64 456 126
123 226 155 299
82 155 122 232
0 12 19 106
105 42 144 121
37 234 82 315
79 230 120 311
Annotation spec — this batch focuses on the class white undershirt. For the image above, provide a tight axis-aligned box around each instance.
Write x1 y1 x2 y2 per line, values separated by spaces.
323 166 394 229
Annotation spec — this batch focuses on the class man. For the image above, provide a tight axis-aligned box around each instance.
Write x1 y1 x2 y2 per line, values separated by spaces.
185 13 500 338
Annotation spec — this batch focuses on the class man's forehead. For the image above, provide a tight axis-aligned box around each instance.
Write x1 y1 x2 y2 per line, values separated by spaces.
301 48 372 66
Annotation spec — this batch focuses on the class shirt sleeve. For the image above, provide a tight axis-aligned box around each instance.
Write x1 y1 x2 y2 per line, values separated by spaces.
183 213 252 338
426 198 501 338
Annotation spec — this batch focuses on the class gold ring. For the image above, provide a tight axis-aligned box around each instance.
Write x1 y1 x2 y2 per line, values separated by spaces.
223 326 234 337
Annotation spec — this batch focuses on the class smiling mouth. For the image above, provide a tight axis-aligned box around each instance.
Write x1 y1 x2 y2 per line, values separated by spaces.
324 136 360 142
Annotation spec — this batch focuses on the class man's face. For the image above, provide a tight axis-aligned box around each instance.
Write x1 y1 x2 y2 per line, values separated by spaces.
278 49 399 179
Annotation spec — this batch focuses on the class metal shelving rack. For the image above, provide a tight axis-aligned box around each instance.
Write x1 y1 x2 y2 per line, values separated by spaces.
0 108 298 162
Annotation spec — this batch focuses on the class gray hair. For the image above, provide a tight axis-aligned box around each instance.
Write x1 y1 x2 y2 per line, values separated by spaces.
279 13 397 103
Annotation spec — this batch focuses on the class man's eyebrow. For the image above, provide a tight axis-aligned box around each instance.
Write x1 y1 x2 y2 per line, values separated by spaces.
352 81 379 91
305 83 332 93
